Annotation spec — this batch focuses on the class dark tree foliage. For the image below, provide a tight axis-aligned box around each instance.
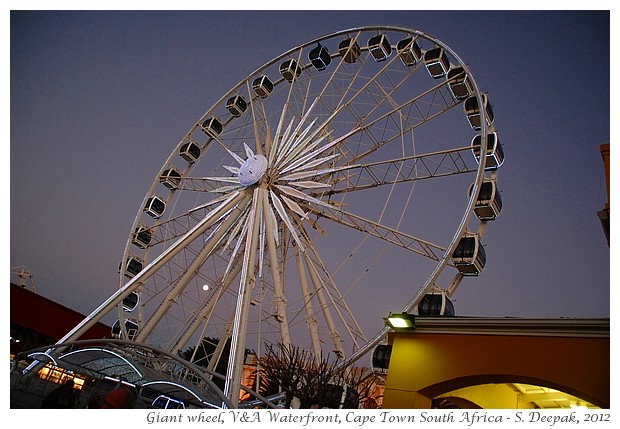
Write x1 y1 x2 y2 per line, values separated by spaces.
257 343 379 409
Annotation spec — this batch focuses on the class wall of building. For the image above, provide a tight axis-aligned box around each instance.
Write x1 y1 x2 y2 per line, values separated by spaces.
10 283 112 356
383 322 609 409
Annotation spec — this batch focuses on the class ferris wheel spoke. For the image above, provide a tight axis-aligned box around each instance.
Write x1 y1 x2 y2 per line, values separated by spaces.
262 188 292 345
289 50 457 166
225 187 264 405
352 50 420 122
298 226 368 353
135 191 253 343
172 256 244 354
292 243 323 359
310 203 445 261
138 194 243 249
299 249 346 358
322 36 406 117
246 79 266 155
269 189 305 251
338 84 461 167
109 27 502 407
324 145 476 195
164 177 220 192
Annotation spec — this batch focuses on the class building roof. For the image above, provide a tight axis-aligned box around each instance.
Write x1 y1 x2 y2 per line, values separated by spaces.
10 282 112 341
409 316 609 338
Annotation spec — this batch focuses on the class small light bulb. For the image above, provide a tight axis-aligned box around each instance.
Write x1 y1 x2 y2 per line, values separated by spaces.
202 284 209 291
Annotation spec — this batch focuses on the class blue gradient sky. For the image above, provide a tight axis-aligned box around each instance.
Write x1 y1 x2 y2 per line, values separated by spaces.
10 10 611 334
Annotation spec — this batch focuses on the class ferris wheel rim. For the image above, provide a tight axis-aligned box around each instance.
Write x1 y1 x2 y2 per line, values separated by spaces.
112 25 497 386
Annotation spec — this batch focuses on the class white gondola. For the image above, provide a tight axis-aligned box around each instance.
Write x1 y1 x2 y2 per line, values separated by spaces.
252 75 274 98
371 343 392 374
112 318 139 340
226 95 247 117
179 141 201 163
469 178 503 221
309 43 331 70
144 195 165 218
131 225 152 249
201 116 223 138
152 395 185 409
452 233 486 276
464 93 494 130
396 36 422 66
447 66 473 100
280 59 302 82
122 291 140 312
471 131 504 170
417 292 455 316
368 34 391 62
124 256 143 278
424 47 450 79
338 37 361 63
159 167 181 190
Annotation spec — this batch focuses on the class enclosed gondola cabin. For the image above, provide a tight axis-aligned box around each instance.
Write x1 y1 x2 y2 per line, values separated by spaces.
152 395 185 409
309 43 331 70
226 95 247 117
471 131 504 170
424 47 450 79
159 167 181 190
252 75 274 98
131 225 152 249
464 93 494 131
112 318 139 340
469 178 503 221
447 67 474 100
122 291 140 312
368 34 391 62
418 292 455 316
371 343 393 374
124 256 143 278
144 195 165 218
179 141 201 164
201 117 223 138
338 38 361 63
452 234 486 276
280 59 302 82
396 36 422 66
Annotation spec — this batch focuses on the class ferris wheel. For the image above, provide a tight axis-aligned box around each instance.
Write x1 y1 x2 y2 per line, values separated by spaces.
61 26 504 405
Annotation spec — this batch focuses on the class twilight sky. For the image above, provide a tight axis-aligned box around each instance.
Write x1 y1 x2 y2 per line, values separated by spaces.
9 9 611 339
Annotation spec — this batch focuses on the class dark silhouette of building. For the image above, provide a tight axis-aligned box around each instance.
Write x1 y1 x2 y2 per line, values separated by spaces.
598 143 610 246
10 282 112 357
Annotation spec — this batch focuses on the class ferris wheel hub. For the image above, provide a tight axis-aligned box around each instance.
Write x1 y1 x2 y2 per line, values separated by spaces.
238 154 268 186
114 27 501 407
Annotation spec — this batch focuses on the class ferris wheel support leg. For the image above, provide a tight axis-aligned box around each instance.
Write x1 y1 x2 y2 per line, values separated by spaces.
21 191 250 376
224 188 263 408
262 188 292 347
136 197 251 344
304 252 346 359
173 260 243 355
294 244 323 360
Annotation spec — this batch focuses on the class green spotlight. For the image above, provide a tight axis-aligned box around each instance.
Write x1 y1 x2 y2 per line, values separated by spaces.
386 312 416 330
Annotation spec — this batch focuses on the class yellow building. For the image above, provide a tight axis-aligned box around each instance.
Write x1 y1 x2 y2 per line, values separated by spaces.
382 316 609 409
